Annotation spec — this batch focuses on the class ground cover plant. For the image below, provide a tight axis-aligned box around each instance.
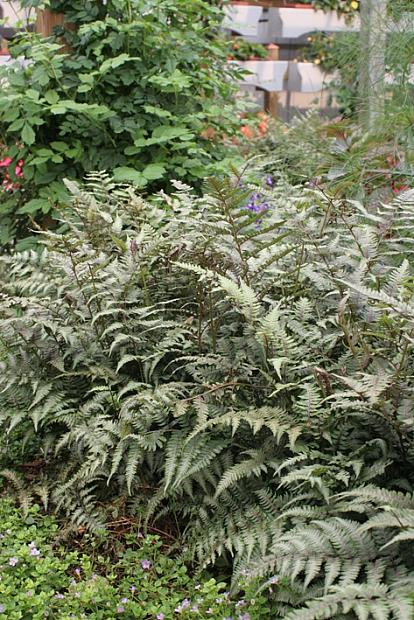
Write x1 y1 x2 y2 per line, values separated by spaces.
0 0 244 249
0 498 271 619
1 168 414 617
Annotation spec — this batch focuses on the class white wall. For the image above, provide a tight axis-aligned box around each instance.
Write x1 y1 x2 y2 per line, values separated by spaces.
0 1 31 26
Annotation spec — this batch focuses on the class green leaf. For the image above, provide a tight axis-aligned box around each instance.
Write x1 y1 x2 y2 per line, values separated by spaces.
49 105 67 115
50 142 68 152
2 108 20 122
99 54 140 74
25 89 40 101
112 167 147 186
143 105 173 119
44 90 60 105
124 146 141 156
8 119 25 132
77 84 93 93
146 126 194 145
17 199 48 215
21 123 36 146
14 236 39 251
153 126 191 140
142 164 167 180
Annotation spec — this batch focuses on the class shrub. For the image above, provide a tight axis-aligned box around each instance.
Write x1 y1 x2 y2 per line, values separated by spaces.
285 0 359 12
1 173 414 617
0 498 271 619
251 111 413 203
0 0 244 248
300 31 359 115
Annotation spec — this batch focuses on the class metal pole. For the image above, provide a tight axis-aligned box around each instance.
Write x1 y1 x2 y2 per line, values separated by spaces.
359 0 387 130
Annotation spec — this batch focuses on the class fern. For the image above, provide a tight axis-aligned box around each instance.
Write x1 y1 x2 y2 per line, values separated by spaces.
2 173 414 617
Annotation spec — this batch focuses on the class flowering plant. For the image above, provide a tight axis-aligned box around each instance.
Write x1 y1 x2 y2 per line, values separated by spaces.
0 155 23 192
0 0 245 248
0 499 272 619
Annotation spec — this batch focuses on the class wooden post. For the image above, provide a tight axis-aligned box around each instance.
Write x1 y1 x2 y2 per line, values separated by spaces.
0 37 9 55
35 9 66 37
264 44 280 118
35 8 75 53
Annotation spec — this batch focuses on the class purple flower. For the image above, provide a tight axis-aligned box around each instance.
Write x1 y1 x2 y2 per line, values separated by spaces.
266 175 274 187
54 593 65 599
74 568 81 576
116 606 125 613
8 557 18 566
26 591 34 597
191 605 199 612
121 598 129 604
141 559 151 570
0 605 4 613
156 614 165 620
130 585 137 593
29 547 40 557
236 600 246 608
245 192 269 214
238 614 251 620
174 599 192 614
206 609 213 615
91 573 98 580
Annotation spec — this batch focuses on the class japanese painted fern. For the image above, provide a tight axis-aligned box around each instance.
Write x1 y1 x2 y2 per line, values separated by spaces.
1 174 414 618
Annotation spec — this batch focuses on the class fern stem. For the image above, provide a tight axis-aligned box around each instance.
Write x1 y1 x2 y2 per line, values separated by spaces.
180 382 239 403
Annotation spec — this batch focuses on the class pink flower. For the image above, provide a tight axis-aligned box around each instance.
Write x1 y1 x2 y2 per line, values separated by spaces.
15 161 24 177
0 157 12 168
392 184 409 194
141 559 151 570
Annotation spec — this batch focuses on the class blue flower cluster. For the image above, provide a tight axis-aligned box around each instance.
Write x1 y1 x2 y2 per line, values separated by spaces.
245 176 273 214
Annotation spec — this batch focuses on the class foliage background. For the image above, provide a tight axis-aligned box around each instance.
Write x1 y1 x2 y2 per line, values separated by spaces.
0 0 244 249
